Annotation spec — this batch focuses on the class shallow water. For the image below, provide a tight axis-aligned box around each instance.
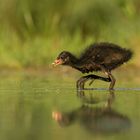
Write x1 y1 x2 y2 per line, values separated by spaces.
0 72 140 140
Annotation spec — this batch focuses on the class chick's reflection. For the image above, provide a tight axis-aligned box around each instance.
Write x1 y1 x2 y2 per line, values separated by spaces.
52 91 131 134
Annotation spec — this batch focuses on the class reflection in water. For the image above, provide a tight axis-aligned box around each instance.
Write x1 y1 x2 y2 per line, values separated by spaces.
52 90 131 134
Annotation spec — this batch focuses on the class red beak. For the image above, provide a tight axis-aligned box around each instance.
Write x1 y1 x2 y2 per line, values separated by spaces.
52 59 63 66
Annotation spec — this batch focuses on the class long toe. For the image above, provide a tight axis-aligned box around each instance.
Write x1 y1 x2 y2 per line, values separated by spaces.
76 80 85 90
78 81 84 90
89 79 95 86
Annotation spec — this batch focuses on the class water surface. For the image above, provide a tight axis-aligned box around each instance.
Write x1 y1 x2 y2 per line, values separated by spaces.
0 72 139 140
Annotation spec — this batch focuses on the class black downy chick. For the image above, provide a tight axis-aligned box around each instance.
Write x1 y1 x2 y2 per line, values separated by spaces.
52 42 133 90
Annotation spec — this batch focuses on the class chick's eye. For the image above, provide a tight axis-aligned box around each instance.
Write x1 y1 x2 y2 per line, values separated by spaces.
60 56 64 59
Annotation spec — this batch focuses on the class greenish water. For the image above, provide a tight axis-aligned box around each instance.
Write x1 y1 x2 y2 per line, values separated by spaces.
0 72 139 140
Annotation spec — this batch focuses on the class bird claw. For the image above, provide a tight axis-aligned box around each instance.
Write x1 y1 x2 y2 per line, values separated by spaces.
77 82 85 90
76 78 85 90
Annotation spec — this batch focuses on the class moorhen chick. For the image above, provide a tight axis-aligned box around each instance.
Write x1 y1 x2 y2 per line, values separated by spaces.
52 42 132 90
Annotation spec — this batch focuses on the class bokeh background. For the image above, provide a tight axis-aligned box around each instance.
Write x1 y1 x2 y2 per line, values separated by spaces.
0 0 140 69
0 1 140 140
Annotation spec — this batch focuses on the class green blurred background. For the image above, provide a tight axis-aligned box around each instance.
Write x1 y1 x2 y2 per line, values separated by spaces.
0 0 140 69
